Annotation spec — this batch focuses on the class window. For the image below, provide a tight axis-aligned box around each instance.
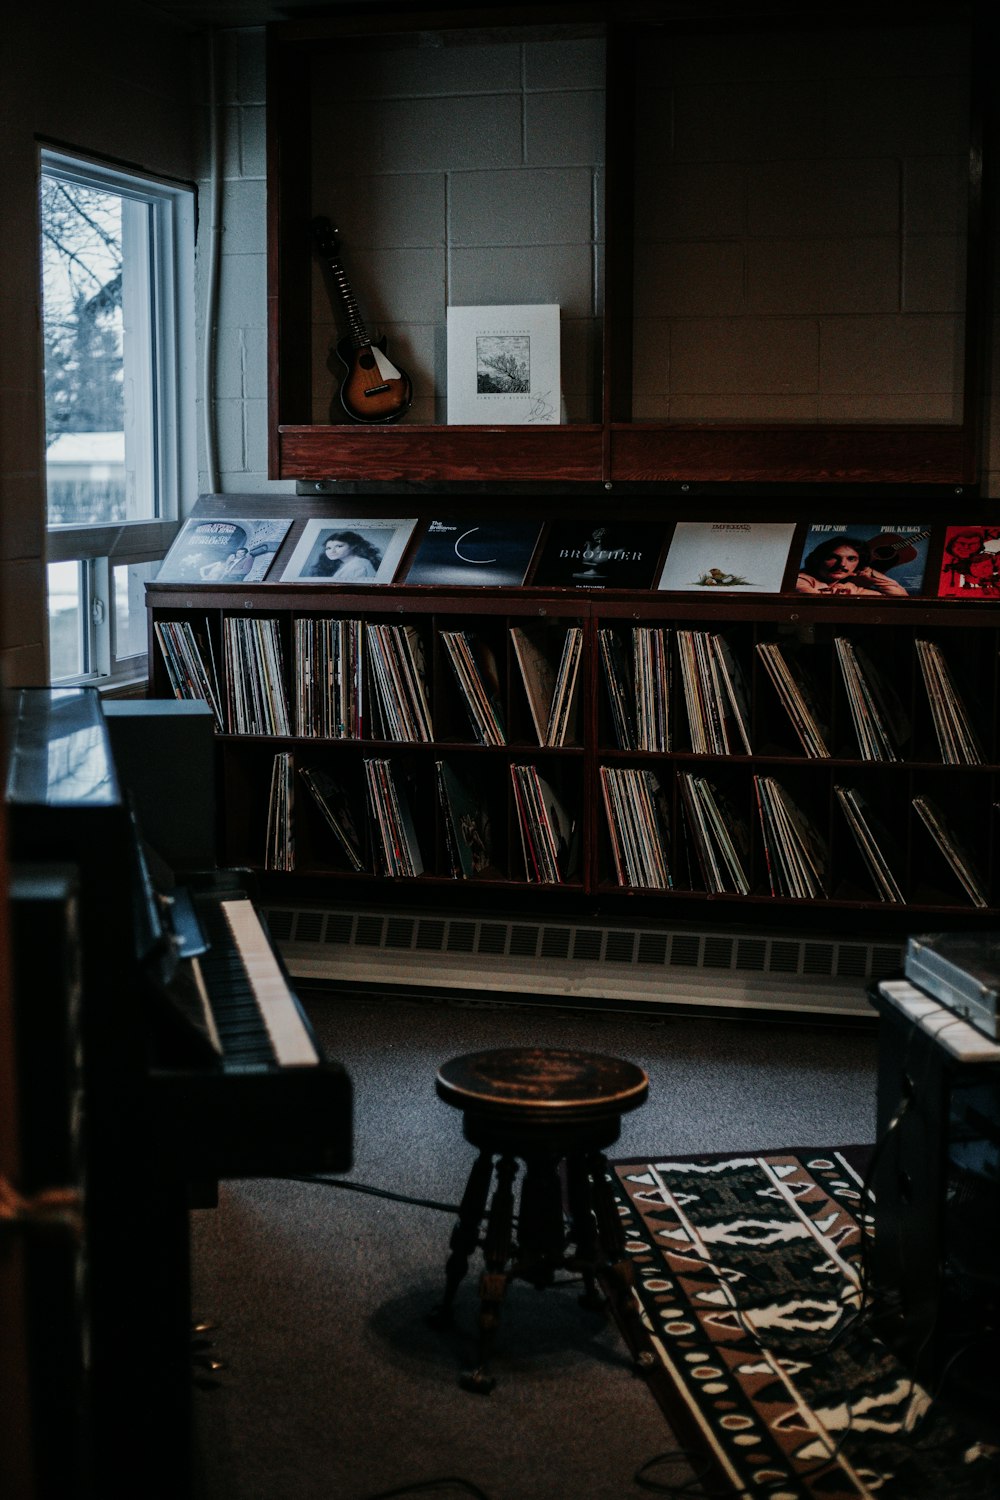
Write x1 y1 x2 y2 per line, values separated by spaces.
40 149 195 684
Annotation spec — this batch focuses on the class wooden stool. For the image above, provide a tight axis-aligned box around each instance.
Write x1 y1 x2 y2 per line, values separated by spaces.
431 1045 650 1392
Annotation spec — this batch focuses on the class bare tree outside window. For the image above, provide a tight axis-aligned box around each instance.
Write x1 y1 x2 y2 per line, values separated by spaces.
41 177 127 526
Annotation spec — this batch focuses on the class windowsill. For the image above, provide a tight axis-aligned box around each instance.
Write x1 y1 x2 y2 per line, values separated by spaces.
51 672 149 699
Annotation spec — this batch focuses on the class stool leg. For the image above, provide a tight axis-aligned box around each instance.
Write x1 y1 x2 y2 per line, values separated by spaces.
428 1149 494 1329
462 1153 517 1394
589 1151 653 1369
564 1155 603 1309
516 1153 565 1289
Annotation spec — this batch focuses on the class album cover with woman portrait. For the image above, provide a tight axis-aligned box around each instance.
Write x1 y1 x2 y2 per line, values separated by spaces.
278 518 418 584
937 525 1000 598
792 523 930 598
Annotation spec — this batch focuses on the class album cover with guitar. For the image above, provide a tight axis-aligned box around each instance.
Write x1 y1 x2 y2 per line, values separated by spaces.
792 523 930 597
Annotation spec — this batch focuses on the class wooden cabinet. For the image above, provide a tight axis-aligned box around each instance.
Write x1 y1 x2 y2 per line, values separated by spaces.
145 579 1000 935
266 3 989 489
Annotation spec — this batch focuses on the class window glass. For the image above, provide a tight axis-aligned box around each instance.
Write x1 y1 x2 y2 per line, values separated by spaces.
40 150 194 685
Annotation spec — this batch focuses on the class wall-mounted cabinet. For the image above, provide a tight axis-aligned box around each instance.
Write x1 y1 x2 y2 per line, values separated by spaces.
266 2 990 488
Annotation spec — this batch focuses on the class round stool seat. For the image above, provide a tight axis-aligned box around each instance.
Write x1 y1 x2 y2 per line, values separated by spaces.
436 1046 648 1129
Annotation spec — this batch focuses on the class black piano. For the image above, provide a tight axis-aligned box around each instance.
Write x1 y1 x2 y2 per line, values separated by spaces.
4 686 351 1499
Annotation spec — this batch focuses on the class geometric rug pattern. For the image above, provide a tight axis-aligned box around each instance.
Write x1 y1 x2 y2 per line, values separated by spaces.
611 1150 1000 1498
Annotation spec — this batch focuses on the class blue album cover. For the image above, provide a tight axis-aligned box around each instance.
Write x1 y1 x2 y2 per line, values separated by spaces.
403 519 543 587
532 522 666 589
157 516 292 583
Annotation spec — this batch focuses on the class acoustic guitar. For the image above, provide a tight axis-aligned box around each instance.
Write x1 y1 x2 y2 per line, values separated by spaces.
865 529 931 570
310 215 412 424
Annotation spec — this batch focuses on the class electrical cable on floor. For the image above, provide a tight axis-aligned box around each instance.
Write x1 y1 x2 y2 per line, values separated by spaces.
359 1479 491 1500
633 1448 732 1496
287 1173 462 1216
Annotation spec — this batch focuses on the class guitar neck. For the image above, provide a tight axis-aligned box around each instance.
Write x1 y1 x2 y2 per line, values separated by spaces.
325 257 372 348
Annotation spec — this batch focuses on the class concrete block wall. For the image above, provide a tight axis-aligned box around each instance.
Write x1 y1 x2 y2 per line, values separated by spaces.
632 22 972 423
308 33 606 426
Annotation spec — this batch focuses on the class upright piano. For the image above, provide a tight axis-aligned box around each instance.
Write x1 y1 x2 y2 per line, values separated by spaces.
3 686 352 1499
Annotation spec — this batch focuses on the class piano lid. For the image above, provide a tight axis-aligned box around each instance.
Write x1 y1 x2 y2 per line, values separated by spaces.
4 687 121 809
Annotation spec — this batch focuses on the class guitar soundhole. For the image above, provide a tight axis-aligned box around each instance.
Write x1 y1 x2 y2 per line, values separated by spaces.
359 351 376 370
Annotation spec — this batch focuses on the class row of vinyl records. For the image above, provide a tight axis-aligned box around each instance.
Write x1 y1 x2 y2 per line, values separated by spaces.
264 750 990 907
157 617 582 748
601 768 989 906
158 614 983 767
266 753 578 883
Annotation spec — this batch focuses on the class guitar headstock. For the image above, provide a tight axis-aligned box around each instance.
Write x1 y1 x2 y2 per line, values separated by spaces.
310 215 340 262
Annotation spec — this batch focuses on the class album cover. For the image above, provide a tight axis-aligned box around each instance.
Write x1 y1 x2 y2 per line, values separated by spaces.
794 523 930 597
157 516 292 583
279 518 417 584
937 524 1000 598
403 519 542 587
657 521 796 593
532 522 665 589
447 304 560 425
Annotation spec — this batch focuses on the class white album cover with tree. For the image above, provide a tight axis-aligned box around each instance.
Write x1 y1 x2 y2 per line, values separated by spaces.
446 304 560 424
657 521 797 593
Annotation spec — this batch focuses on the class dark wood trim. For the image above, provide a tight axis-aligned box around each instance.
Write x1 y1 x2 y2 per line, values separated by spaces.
277 424 605 483
609 424 974 487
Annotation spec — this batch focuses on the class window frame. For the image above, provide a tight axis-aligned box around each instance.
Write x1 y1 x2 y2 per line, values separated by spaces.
40 146 197 687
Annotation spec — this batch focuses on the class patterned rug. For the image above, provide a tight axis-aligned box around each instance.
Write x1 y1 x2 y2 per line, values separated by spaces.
610 1149 1000 1498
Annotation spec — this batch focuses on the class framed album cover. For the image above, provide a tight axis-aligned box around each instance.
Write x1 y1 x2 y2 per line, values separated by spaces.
446 304 560 425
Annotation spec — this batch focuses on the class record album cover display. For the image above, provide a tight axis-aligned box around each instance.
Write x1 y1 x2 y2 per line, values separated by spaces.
937 524 1000 598
532 522 665 590
279 518 417 585
794 523 930 597
157 517 292 583
403 519 542 587
657 521 795 593
447 304 560 424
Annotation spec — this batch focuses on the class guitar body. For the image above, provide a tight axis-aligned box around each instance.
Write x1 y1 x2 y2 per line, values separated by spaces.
867 530 930 570
311 215 413 424
335 334 412 424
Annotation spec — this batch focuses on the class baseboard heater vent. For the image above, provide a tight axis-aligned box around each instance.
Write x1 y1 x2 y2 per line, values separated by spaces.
264 904 902 1019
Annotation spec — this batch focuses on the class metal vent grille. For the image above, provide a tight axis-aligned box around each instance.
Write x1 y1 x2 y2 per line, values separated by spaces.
736 938 767 970
267 908 294 942
573 929 603 962
669 934 701 966
509 926 540 958
265 903 903 1017
325 913 354 945
294 911 324 944
769 940 800 973
417 920 446 951
837 945 870 978
703 937 735 969
637 933 669 965
605 931 636 964
447 922 476 953
541 928 570 959
478 923 507 955
385 917 415 949
803 942 836 975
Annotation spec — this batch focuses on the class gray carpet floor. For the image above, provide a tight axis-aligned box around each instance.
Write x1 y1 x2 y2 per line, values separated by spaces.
189 990 879 1500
